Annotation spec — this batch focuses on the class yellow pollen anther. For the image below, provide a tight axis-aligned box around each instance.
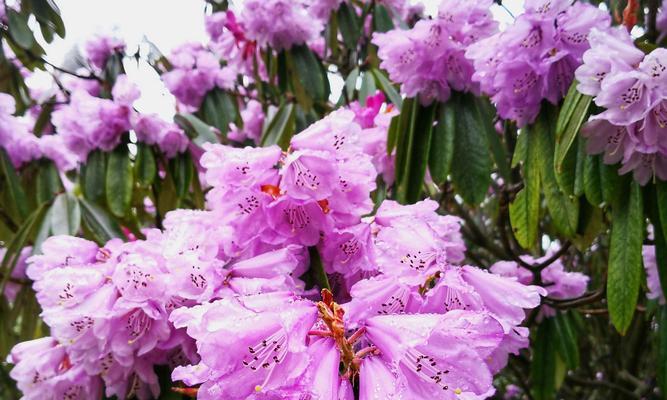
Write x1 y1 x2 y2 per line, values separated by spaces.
454 388 462 395
255 385 262 392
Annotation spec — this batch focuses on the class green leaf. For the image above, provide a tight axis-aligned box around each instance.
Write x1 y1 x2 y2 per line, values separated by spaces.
201 89 239 136
395 102 436 204
450 93 492 205
555 82 592 172
553 312 580 370
583 155 603 207
359 72 377 107
50 192 80 236
30 0 65 38
573 137 587 197
607 182 643 334
35 160 63 205
658 306 667 395
510 128 540 249
654 182 667 301
372 4 394 32
106 144 134 217
174 113 219 146
0 202 49 292
428 102 455 185
393 98 416 193
371 68 402 110
261 103 296 150
81 149 107 203
309 246 330 291
169 152 194 200
0 148 29 223
290 45 327 103
32 98 55 136
345 67 359 101
600 161 628 207
477 97 511 182
7 9 35 49
80 198 124 244
534 109 579 237
386 114 399 156
531 319 558 400
337 2 361 48
135 143 157 186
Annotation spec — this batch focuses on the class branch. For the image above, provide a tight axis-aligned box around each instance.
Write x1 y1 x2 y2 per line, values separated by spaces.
565 375 640 399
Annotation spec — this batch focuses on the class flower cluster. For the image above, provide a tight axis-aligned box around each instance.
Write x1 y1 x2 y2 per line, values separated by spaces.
467 0 610 126
577 27 667 184
162 43 236 109
239 0 323 51
52 74 188 160
373 0 498 105
10 109 545 399
490 249 589 318
0 93 77 170
643 245 665 304
84 34 126 70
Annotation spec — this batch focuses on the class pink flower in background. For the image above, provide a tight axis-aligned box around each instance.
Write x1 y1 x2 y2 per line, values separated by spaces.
577 27 667 184
643 245 665 304
162 43 233 109
133 114 189 157
228 99 265 144
467 0 611 126
84 34 125 70
240 0 323 51
374 0 498 104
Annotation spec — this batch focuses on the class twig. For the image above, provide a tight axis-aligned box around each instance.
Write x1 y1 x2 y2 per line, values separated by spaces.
565 375 640 399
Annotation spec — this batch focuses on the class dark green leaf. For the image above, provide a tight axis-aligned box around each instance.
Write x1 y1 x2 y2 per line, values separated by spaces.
0 203 49 292
30 0 65 38
80 198 124 244
372 4 394 32
555 82 592 172
510 128 540 249
290 45 327 103
201 89 239 136
477 97 511 182
174 113 219 146
337 2 361 48
393 98 417 192
309 246 330 291
658 306 667 395
106 144 134 217
534 109 579 237
81 149 107 203
386 114 399 156
135 143 157 186
450 93 492 205
32 98 55 136
654 183 667 301
0 148 29 223
169 152 194 200
583 155 603 207
553 312 580 370
607 182 643 334
7 9 35 49
428 102 455 185
35 160 63 205
395 102 436 204
345 67 359 101
359 72 377 107
261 103 296 150
531 319 558 400
371 68 401 110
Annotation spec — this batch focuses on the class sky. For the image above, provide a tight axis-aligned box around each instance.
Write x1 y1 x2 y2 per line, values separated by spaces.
31 0 525 118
